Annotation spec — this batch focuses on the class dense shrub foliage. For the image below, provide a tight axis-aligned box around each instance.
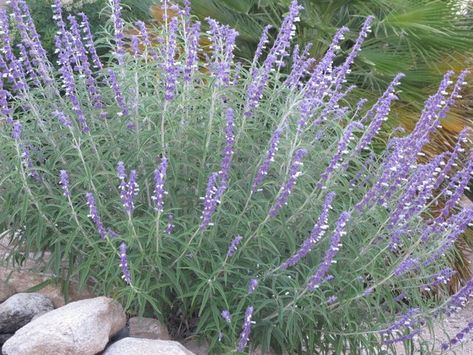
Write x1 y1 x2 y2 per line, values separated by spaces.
1 0 473 353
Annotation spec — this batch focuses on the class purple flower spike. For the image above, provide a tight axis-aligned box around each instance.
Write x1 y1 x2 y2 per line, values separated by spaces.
252 127 283 193
12 121 22 140
79 13 103 71
393 258 418 277
165 214 175 234
200 172 219 231
184 21 201 82
135 21 158 59
244 0 303 117
119 242 132 284
332 16 374 91
120 169 139 215
237 305 254 352
379 308 420 341
152 157 168 212
269 148 307 217
307 211 351 290
206 18 238 87
85 192 107 239
221 309 232 323
59 170 71 197
164 17 179 101
441 320 473 351
422 268 456 292
117 161 126 180
327 295 337 305
318 122 363 189
253 25 272 65
108 69 128 116
111 0 125 65
226 235 243 257
53 111 72 128
281 192 336 269
248 279 258 294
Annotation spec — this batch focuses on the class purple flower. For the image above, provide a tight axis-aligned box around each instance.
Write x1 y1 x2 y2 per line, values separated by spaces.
165 214 175 234
326 295 337 305
248 279 258 294
20 146 40 181
237 305 254 352
317 122 363 190
285 44 315 89
111 0 125 65
226 235 243 257
206 18 238 87
152 157 168 212
441 321 473 351
164 17 179 101
332 16 374 91
119 169 139 215
68 15 104 114
184 21 201 82
382 329 422 346
199 172 219 230
443 278 473 315
281 192 336 269
379 308 420 340
17 43 40 86
53 111 72 128
221 309 232 323
108 69 128 116
85 192 107 239
244 1 302 117
135 21 158 60
422 268 456 292
356 74 404 153
269 148 307 217
393 258 418 277
305 26 349 98
307 212 351 290
55 35 89 132
252 127 283 193
79 13 103 71
10 0 52 85
12 121 22 140
117 161 126 180
59 170 71 197
253 25 272 65
434 128 469 190
119 242 132 284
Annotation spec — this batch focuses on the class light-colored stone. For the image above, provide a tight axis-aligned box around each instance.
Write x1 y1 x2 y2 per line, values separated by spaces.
2 296 126 355
103 338 195 355
0 293 53 334
129 316 170 340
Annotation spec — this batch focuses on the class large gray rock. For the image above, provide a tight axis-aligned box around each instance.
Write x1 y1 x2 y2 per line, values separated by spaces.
2 296 126 355
0 293 53 334
128 316 170 340
103 338 195 355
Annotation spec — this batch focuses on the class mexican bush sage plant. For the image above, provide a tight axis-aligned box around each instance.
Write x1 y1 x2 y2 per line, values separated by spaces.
0 0 472 353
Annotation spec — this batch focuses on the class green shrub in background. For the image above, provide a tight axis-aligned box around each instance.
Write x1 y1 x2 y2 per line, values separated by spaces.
24 0 151 59
2 0 473 353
